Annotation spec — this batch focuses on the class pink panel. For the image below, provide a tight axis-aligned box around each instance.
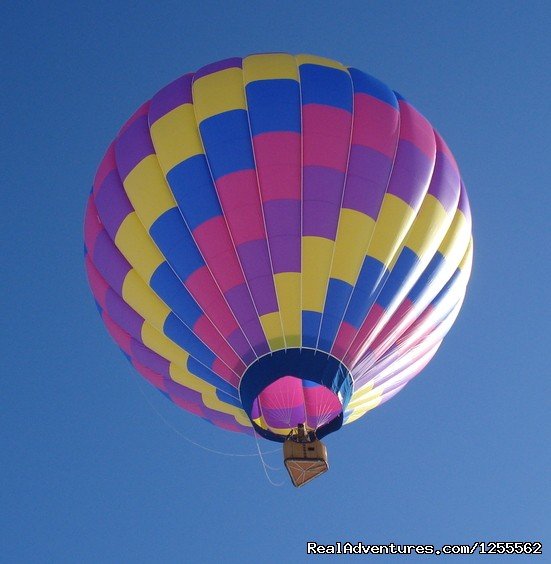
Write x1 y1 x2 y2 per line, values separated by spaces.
252 132 301 201
185 266 239 335
216 170 266 245
85 255 108 310
171 395 205 417
352 93 399 158
132 359 167 391
93 142 117 194
331 321 358 360
369 298 415 354
84 198 103 252
303 104 352 171
192 217 245 291
103 311 132 355
434 131 459 172
193 316 245 375
211 359 240 387
345 303 386 366
398 100 436 160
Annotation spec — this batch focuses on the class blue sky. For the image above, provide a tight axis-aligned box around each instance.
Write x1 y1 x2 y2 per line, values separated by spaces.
2 1 549 561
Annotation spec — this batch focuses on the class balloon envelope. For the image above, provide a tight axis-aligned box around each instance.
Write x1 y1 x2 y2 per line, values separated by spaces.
84 54 472 442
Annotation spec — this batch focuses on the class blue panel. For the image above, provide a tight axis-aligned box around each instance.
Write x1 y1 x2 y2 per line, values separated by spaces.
150 264 202 327
318 315 342 352
199 110 255 179
348 68 399 109
186 356 237 396
324 279 354 317
215 389 242 408
344 257 388 327
408 252 445 304
318 279 354 349
246 80 301 135
302 310 322 347
376 247 419 309
299 64 352 112
301 379 319 388
163 312 216 367
166 155 223 230
150 208 204 280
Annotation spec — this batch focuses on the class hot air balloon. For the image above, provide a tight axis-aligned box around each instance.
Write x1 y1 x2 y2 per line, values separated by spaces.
84 54 472 487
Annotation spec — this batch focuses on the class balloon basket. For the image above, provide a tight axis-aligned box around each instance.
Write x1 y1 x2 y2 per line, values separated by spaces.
283 424 328 487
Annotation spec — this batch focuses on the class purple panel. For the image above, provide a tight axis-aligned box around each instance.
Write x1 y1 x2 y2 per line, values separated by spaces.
115 115 155 181
228 328 256 365
303 200 341 239
94 170 133 237
237 239 278 315
166 379 201 403
263 199 300 273
343 145 393 218
267 235 300 273
262 405 306 428
225 283 258 323
387 140 434 209
457 181 471 222
131 340 171 378
303 166 345 203
224 284 268 354
91 231 130 294
427 152 460 213
194 57 243 80
263 199 300 237
238 239 272 278
303 166 345 238
251 398 260 419
105 287 143 341
149 74 193 124
248 275 278 315
242 318 270 356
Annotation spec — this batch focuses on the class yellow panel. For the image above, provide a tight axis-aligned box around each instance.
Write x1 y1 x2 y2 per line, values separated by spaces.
345 395 382 423
348 381 375 408
295 54 346 71
459 238 474 271
302 237 334 312
122 270 170 330
141 322 188 367
331 209 375 284
267 425 294 436
115 213 164 281
253 415 267 430
243 53 299 83
150 104 204 172
368 194 416 266
274 272 301 347
170 363 211 393
438 209 470 265
260 312 285 350
170 364 251 427
402 195 449 260
123 155 175 229
192 68 246 122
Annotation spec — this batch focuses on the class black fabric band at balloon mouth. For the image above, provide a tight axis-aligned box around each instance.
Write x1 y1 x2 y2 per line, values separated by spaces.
239 348 353 443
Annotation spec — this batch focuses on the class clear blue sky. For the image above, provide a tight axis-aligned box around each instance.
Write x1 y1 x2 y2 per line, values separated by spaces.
2 1 549 561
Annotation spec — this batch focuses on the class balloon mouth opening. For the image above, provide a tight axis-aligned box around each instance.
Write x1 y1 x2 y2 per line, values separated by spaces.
250 375 343 439
239 348 353 443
